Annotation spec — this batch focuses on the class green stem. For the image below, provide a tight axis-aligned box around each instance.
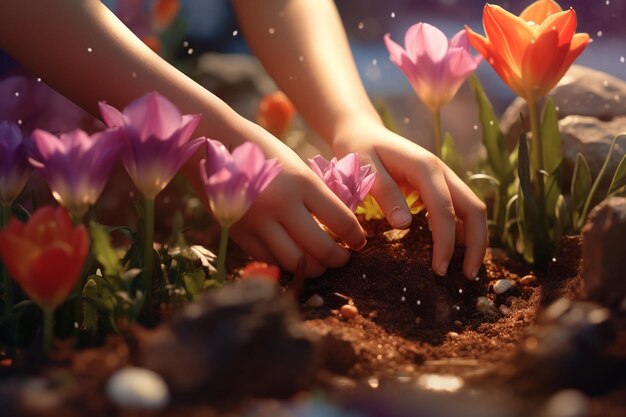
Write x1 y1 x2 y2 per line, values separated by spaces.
432 109 442 159
43 308 54 355
1 204 12 315
142 198 155 320
215 226 230 282
528 100 544 179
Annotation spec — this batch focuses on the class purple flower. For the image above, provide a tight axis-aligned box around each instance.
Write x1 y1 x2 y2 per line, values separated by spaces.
308 153 376 212
30 128 125 217
384 23 482 111
98 92 205 200
200 140 281 228
0 121 32 206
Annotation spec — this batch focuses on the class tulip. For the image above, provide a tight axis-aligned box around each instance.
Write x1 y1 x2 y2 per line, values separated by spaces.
200 140 281 280
465 2 590 103
99 92 204 317
0 206 89 352
308 153 376 212
0 121 32 207
30 128 125 221
385 23 481 157
256 91 296 140
241 261 281 282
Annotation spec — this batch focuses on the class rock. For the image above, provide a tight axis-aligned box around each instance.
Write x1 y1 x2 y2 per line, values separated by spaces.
106 367 169 410
542 389 589 417
519 274 537 286
476 296 496 315
499 305 511 316
492 279 515 295
582 197 626 308
305 294 324 308
137 279 320 402
514 298 616 391
500 66 626 194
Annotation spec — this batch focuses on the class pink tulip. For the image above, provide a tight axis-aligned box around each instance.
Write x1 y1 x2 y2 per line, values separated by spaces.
308 153 376 212
0 121 32 206
30 128 125 218
98 92 205 200
200 140 281 228
384 23 482 111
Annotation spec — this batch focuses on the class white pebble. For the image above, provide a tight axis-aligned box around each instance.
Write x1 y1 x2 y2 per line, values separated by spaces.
305 294 324 308
543 389 589 417
106 367 170 410
476 296 495 313
493 279 515 294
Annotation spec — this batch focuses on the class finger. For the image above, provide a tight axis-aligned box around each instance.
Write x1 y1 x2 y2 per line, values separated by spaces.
280 206 351 269
405 155 456 276
304 180 367 251
442 166 488 280
256 221 327 277
367 157 413 229
229 229 278 266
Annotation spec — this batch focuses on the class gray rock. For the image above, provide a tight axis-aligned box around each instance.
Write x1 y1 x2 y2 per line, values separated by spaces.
500 66 626 194
137 279 321 402
492 279 515 295
582 197 626 308
106 367 170 410
542 389 589 417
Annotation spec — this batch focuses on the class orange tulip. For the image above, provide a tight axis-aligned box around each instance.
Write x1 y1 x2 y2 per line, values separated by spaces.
256 91 296 140
0 206 88 311
466 0 590 101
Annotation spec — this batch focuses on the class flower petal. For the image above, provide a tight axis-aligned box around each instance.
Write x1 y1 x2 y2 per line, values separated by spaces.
520 0 562 24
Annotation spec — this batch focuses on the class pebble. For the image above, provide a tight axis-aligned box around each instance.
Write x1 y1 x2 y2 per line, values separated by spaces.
499 305 511 316
493 279 515 294
339 304 359 319
368 310 378 319
305 294 324 308
106 367 170 410
520 274 537 286
453 320 463 328
447 331 459 339
543 389 589 417
476 296 496 314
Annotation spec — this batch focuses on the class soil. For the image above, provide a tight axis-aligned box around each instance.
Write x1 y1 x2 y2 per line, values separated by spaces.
2 212 626 417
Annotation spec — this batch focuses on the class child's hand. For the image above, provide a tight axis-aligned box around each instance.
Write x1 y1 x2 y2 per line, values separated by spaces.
331 118 488 280
229 141 367 278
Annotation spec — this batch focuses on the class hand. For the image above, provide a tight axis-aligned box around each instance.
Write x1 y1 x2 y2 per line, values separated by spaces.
229 139 367 278
331 118 488 280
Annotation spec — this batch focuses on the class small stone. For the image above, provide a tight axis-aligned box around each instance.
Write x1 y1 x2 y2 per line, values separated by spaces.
499 305 511 316
339 304 358 319
476 296 496 314
305 294 324 308
383 228 410 242
368 310 378 319
453 320 463 328
106 367 169 410
543 389 589 417
493 279 515 294
447 331 459 339
519 274 537 286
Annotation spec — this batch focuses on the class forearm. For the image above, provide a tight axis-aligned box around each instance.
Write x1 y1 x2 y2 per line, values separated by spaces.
0 0 275 152
231 0 381 145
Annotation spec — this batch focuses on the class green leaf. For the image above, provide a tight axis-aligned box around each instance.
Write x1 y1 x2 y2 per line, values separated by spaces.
541 97 563 178
554 194 572 238
89 221 123 277
608 151 626 196
82 279 99 332
469 75 511 181
441 132 465 178
183 269 206 300
570 153 592 216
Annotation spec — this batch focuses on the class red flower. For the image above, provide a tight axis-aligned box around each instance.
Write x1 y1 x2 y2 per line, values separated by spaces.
241 261 281 282
0 206 89 311
256 91 296 140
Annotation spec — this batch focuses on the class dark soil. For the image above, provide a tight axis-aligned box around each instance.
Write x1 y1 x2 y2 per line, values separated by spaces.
2 213 626 417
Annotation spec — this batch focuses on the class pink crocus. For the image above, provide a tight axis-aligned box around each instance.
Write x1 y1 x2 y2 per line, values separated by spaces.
30 128 125 218
308 153 376 212
0 121 32 206
200 140 281 228
98 92 205 200
384 23 482 112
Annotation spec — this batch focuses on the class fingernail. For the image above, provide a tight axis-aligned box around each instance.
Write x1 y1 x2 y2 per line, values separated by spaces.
355 237 367 251
390 207 412 229
434 261 449 277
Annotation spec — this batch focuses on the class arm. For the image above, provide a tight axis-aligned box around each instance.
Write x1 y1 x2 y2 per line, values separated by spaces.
232 0 487 279
0 0 367 277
